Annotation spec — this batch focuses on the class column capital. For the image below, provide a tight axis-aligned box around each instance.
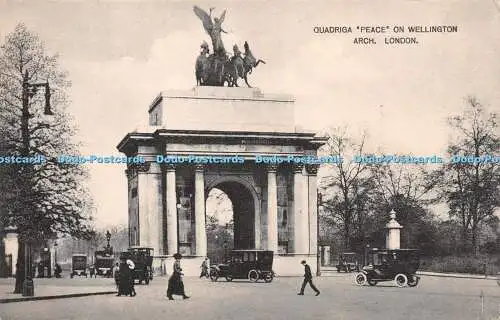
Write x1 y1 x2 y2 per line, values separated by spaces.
266 164 278 173
292 163 304 173
128 162 151 173
305 163 320 175
164 163 176 171
194 164 205 172
125 168 134 179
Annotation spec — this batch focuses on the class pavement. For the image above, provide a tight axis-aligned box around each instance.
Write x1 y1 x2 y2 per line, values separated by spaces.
1 274 499 320
0 277 117 303
1 270 498 304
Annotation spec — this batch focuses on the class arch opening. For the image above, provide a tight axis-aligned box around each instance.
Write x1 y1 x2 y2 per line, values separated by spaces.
205 180 256 263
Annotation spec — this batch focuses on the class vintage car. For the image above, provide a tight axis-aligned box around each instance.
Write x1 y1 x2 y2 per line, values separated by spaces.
94 249 115 277
336 252 360 273
354 248 420 287
120 247 153 284
210 249 274 283
70 254 87 278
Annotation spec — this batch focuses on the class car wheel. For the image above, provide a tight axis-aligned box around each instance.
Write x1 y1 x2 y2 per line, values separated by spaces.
408 275 419 287
225 275 233 282
394 273 408 287
336 268 340 273
209 269 219 282
263 273 273 283
368 279 377 286
355 273 367 286
145 276 150 285
248 269 259 282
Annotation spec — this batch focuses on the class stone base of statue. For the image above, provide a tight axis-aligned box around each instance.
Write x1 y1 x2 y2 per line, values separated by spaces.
147 86 307 133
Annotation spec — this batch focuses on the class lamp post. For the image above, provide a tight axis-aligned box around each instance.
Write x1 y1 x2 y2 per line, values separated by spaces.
316 191 322 276
364 244 370 267
105 230 111 248
54 241 57 266
21 70 52 296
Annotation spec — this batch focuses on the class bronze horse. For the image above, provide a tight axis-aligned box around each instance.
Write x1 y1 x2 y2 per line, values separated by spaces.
195 41 265 87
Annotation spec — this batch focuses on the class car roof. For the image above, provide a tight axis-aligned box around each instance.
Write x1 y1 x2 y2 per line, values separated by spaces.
231 249 273 252
72 254 87 256
371 248 419 253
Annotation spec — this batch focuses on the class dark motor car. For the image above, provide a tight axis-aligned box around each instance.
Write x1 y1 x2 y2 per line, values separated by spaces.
95 249 115 277
336 252 360 273
210 250 274 283
354 248 420 287
70 254 87 278
120 247 154 284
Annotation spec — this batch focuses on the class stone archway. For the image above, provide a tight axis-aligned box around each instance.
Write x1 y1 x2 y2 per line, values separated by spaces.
206 176 261 250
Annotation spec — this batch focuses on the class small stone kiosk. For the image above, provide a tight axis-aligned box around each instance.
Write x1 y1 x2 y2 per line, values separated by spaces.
385 209 403 249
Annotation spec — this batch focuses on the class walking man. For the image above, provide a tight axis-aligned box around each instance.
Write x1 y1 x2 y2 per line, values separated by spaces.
298 260 320 296
200 257 209 278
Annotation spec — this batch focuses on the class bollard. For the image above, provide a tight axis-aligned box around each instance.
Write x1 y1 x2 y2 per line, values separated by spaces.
22 277 34 296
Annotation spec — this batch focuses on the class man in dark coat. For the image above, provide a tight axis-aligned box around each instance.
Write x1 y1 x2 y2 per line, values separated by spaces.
298 260 320 296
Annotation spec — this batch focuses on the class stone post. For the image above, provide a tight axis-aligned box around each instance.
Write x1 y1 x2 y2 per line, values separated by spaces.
267 165 278 252
386 210 403 250
3 226 18 277
194 164 207 257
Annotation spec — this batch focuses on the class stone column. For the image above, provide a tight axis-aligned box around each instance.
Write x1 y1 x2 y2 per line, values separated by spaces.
267 165 278 252
293 164 308 254
165 164 178 255
386 210 403 250
306 164 319 255
132 162 152 247
194 164 207 257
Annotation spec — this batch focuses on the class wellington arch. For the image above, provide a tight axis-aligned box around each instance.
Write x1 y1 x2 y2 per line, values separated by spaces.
117 86 327 276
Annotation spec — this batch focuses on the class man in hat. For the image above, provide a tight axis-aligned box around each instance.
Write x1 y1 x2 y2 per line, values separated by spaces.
167 253 190 300
298 260 320 296
200 257 209 279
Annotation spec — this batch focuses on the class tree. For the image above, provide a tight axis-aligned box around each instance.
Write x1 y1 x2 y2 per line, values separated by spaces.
319 128 375 251
0 24 94 293
438 97 499 254
369 163 439 253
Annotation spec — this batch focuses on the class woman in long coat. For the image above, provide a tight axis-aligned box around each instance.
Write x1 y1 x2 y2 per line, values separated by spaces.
117 260 132 296
167 253 189 300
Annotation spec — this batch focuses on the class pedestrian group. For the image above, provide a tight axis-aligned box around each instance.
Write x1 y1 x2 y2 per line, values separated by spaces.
114 255 320 300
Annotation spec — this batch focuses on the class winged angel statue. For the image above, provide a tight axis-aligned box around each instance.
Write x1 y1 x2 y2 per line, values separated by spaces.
193 6 265 87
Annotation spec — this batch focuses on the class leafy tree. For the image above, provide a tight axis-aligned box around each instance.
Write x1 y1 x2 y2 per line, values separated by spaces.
0 24 94 293
437 97 499 255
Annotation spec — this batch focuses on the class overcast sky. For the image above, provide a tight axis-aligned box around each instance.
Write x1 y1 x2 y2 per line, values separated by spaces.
1 0 499 227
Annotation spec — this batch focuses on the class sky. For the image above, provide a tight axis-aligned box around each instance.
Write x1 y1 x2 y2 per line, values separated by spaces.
1 0 499 227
